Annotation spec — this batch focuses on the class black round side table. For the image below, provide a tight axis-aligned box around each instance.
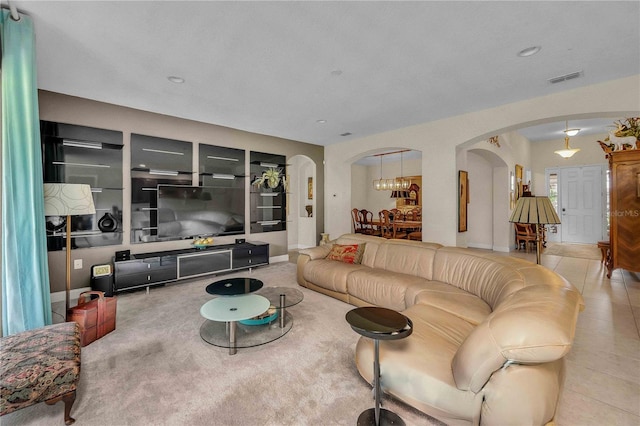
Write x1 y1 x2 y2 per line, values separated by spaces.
346 307 413 426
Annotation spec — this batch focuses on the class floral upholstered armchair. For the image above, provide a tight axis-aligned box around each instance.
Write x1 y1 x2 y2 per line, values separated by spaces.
0 322 81 425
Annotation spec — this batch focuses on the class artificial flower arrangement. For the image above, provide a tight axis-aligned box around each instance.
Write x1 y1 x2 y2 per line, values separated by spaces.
598 117 640 154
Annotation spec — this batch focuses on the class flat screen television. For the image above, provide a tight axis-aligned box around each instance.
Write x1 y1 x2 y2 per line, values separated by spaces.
156 184 245 240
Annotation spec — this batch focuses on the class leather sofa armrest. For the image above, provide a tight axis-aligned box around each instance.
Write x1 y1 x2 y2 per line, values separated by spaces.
297 244 333 288
299 244 333 260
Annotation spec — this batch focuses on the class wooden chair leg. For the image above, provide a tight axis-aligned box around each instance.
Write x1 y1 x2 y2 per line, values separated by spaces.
45 390 76 425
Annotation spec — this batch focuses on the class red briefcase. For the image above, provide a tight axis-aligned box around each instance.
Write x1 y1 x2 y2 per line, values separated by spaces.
67 291 117 347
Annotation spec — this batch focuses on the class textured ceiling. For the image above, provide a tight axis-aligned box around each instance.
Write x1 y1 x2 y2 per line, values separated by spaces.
11 1 640 146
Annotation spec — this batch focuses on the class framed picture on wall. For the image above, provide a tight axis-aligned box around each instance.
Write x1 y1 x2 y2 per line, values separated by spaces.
515 164 524 200
458 170 468 232
307 177 313 200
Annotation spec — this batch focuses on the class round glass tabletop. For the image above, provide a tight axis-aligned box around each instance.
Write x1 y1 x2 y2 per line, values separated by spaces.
255 286 304 308
205 277 263 296
200 294 270 322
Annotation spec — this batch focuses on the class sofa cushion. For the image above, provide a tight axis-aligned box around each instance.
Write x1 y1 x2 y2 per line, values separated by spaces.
408 280 492 325
326 243 366 264
302 258 365 294
347 269 429 312
452 285 583 393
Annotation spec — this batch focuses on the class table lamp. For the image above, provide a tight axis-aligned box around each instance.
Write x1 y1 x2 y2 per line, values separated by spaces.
43 184 96 317
509 196 560 265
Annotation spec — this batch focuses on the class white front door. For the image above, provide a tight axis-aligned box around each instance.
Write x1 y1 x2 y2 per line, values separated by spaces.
560 165 604 243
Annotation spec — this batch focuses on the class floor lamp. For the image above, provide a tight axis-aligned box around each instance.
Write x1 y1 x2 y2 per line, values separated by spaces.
509 196 560 265
43 184 96 318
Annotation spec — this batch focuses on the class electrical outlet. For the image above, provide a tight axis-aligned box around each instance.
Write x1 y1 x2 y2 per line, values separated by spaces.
74 259 83 270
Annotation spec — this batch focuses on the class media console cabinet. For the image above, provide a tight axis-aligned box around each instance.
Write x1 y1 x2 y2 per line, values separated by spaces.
113 242 269 293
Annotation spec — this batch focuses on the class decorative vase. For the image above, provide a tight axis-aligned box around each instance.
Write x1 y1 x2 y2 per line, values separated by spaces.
320 233 330 245
98 212 118 232
305 205 313 217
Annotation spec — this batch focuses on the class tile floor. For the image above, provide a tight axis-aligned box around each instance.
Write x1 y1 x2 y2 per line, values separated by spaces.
501 248 640 425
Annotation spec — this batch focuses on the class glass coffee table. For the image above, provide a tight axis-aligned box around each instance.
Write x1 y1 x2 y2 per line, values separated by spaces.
200 294 270 355
200 280 304 355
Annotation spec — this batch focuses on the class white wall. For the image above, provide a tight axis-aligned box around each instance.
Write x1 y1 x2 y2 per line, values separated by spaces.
325 75 640 246
466 151 493 249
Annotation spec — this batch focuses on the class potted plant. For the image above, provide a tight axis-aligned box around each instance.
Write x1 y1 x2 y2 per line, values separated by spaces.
253 167 286 189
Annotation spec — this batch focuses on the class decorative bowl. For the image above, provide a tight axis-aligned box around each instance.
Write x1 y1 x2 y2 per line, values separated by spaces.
239 305 279 326
192 243 214 249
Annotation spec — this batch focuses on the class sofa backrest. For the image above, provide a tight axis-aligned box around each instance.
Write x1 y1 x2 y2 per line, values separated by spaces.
372 239 441 280
432 248 526 310
451 284 584 392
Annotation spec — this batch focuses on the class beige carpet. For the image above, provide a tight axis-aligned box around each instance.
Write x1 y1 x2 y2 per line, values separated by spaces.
3 263 442 426
543 242 601 260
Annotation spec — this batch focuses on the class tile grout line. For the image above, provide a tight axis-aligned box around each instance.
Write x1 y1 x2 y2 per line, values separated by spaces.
622 273 640 339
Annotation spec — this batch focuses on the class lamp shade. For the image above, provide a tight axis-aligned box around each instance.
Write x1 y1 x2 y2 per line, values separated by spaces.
509 196 560 224
43 183 96 216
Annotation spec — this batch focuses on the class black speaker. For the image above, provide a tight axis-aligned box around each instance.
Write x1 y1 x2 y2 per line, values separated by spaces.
115 249 130 261
91 264 114 297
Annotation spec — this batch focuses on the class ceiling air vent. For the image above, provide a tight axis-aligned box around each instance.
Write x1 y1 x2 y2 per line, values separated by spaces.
340 132 352 137
548 71 583 84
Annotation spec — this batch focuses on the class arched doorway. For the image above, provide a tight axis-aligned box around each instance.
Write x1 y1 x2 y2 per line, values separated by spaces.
463 148 510 251
288 155 317 249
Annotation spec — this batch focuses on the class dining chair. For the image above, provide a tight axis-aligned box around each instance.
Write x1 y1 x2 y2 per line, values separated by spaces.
351 208 363 234
514 223 536 252
378 210 394 238
360 209 380 236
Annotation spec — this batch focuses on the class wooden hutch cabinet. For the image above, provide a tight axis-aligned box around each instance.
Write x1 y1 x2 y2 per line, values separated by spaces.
607 149 640 277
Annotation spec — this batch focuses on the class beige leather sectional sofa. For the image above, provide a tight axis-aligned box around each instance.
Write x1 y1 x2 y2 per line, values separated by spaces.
297 233 584 426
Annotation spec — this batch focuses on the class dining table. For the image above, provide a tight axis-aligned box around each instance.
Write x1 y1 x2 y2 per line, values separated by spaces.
369 219 422 230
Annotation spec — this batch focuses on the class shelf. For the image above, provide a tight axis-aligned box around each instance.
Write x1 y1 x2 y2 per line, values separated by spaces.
131 167 193 176
42 121 124 251
61 138 124 150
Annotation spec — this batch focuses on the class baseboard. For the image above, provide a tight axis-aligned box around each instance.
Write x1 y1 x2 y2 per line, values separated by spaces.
289 244 315 250
467 243 493 250
492 245 511 253
270 255 289 263
50 286 92 303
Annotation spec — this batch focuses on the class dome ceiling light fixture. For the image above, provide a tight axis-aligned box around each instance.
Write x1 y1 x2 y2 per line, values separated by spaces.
555 121 581 158
167 76 185 84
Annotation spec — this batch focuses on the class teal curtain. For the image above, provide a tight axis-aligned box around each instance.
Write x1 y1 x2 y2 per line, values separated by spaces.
2 10 52 335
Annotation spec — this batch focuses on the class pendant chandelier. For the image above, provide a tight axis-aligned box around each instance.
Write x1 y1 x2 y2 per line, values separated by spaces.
554 121 581 158
372 150 411 193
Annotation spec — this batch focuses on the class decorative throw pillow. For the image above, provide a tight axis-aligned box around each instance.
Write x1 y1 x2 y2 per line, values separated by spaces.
326 243 366 264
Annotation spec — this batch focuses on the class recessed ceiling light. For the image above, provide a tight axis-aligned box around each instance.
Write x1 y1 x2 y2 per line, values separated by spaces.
316 119 327 124
517 46 541 57
167 76 185 84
